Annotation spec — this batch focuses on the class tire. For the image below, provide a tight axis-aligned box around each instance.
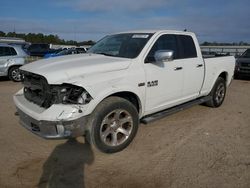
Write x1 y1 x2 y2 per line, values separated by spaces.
205 77 226 108
88 96 139 153
8 66 22 82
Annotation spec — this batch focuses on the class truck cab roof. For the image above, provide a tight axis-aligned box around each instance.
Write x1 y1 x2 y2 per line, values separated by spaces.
114 30 195 36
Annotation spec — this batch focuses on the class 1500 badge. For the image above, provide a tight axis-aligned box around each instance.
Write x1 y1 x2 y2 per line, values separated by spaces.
147 80 158 87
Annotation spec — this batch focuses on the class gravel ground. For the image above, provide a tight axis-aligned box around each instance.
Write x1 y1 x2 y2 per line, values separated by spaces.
0 78 249 188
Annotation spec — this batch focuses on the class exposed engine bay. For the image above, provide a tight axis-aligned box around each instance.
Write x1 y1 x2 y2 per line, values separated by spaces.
22 71 91 108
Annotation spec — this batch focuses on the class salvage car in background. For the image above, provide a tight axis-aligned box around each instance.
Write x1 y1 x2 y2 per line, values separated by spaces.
44 48 86 58
27 43 51 57
43 48 63 58
234 49 250 78
0 44 28 81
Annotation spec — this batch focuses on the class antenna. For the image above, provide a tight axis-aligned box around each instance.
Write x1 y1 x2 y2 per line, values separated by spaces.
184 29 187 32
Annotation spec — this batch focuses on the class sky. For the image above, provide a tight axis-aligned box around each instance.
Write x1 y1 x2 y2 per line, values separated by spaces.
0 0 250 43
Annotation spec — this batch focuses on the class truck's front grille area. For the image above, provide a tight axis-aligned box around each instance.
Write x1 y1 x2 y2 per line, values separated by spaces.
31 122 40 132
17 108 59 137
22 71 54 108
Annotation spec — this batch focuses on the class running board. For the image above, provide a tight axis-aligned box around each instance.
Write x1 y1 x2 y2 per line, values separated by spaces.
140 96 212 124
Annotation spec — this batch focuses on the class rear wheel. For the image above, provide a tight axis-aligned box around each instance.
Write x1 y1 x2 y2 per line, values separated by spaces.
88 96 139 153
8 66 22 82
205 77 226 107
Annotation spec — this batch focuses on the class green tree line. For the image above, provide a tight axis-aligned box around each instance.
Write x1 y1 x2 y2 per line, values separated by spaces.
1 31 248 46
0 31 95 45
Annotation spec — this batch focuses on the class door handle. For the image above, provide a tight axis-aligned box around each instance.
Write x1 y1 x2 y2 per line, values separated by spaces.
196 64 203 68
174 67 183 71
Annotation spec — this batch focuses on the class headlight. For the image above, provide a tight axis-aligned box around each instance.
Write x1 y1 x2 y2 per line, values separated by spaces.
51 84 92 105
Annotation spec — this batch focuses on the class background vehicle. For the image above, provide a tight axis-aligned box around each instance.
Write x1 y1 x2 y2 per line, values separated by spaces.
27 43 50 57
43 48 63 58
14 30 235 153
234 49 250 78
75 47 87 53
44 48 86 58
0 44 28 81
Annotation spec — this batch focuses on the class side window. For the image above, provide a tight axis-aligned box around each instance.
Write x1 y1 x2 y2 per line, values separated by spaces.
178 35 197 58
145 34 179 62
0 47 4 56
0 47 17 56
8 47 17 56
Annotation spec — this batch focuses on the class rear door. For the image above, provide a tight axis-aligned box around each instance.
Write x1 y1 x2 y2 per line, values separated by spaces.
0 47 18 74
178 35 204 100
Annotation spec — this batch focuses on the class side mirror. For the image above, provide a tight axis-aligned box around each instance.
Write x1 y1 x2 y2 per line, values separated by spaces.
154 50 174 62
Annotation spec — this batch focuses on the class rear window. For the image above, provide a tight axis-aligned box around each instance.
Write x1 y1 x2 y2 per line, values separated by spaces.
0 47 17 56
178 35 197 58
28 44 49 50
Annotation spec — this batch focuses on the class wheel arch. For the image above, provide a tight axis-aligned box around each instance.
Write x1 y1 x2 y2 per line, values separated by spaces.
7 65 22 75
212 71 229 90
218 71 228 84
204 70 229 97
108 91 142 114
85 89 143 118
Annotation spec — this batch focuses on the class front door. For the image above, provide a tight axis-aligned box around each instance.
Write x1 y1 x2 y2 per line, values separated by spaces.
0 47 9 75
144 34 184 114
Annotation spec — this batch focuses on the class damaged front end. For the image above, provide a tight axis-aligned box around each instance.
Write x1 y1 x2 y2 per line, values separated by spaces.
14 71 92 139
22 71 92 108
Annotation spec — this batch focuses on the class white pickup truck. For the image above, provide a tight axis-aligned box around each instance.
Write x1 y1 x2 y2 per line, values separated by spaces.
14 30 235 153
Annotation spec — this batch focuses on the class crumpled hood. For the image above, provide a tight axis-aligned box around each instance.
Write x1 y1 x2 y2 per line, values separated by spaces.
21 53 132 84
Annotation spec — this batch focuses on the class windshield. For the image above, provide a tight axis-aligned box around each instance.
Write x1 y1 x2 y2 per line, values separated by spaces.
88 33 153 58
241 49 250 58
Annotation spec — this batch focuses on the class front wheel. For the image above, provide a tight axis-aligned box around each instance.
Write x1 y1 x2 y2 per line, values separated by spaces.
88 96 139 153
205 77 226 108
8 66 23 82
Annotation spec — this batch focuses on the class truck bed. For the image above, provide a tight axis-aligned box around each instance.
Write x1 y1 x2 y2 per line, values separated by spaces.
201 56 235 95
